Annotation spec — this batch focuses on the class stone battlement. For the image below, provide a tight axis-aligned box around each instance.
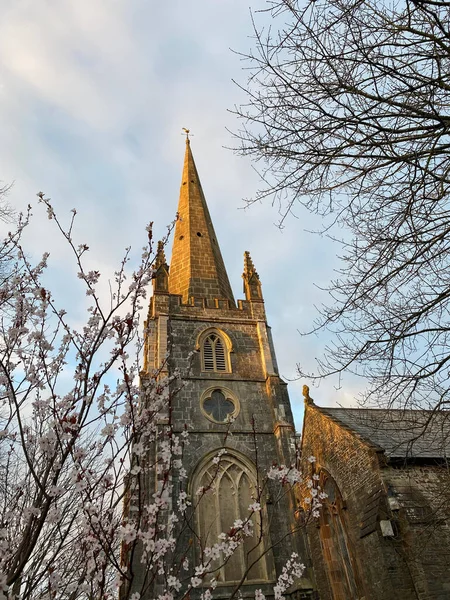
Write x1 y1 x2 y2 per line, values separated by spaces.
165 294 266 321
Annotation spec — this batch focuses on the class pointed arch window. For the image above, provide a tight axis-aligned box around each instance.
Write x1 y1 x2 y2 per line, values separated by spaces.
319 472 363 600
198 329 232 373
191 452 274 585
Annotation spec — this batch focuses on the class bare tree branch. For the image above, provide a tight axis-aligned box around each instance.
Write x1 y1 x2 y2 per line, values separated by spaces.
233 0 450 411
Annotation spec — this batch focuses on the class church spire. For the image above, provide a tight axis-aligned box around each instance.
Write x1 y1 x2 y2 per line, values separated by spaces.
168 139 235 305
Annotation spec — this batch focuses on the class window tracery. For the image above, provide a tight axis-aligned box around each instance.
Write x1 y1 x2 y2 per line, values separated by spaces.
197 329 232 373
191 452 274 585
200 387 239 423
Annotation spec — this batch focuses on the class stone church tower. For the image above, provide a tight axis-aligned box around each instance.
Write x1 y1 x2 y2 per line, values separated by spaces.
127 139 315 599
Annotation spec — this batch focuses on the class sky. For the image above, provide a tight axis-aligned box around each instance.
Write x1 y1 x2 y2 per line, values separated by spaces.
0 0 365 429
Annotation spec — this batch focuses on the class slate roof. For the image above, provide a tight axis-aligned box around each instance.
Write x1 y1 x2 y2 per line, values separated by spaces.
316 407 450 459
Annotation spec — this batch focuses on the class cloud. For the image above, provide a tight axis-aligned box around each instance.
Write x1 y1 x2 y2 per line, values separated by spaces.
0 0 362 431
0 0 148 130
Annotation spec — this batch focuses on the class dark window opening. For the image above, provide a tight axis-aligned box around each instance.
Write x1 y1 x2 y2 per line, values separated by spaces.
202 334 228 372
203 389 235 422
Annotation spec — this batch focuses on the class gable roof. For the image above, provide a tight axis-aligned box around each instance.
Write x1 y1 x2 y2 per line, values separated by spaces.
315 406 450 459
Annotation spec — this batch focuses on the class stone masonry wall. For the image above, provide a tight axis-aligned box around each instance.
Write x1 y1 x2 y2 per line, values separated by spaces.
140 295 315 598
301 404 450 600
381 465 450 599
300 404 418 600
167 312 301 589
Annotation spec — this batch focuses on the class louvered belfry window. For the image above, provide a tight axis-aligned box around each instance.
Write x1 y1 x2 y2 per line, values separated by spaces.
202 333 229 372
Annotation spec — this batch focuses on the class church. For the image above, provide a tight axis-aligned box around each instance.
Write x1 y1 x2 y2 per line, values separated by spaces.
121 138 315 599
122 140 450 600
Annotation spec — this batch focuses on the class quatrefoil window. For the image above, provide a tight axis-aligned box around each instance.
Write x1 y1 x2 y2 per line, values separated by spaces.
201 388 239 423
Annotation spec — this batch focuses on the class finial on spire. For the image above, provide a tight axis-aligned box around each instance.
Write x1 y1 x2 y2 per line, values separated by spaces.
243 251 257 277
182 127 192 141
155 241 167 269
242 251 263 301
152 241 169 293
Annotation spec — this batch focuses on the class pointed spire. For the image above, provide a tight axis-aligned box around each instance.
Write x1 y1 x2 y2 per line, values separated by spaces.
243 251 257 279
155 241 167 269
243 251 263 301
168 139 235 305
152 240 169 293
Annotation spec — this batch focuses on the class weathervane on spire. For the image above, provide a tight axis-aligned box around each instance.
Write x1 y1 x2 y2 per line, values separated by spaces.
182 127 193 140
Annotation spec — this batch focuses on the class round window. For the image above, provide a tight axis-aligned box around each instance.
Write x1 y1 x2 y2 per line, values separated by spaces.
201 388 238 423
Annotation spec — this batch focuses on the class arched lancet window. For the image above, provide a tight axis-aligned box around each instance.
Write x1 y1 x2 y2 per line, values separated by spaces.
197 329 232 373
319 472 362 600
191 451 274 585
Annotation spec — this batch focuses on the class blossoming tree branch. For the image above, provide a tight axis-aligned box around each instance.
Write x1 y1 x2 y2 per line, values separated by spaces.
0 197 323 600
